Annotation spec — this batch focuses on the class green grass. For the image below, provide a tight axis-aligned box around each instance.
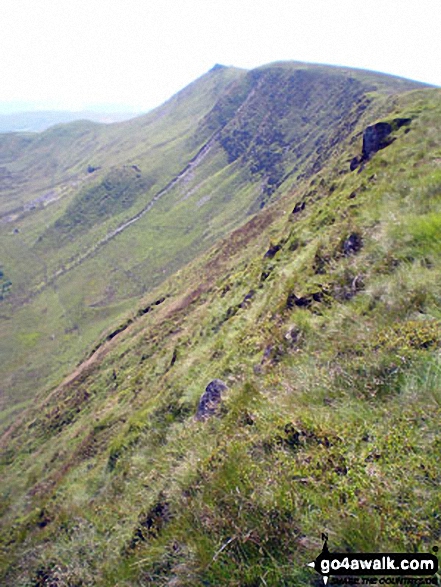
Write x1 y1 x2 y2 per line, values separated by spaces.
0 62 420 419
1 67 441 586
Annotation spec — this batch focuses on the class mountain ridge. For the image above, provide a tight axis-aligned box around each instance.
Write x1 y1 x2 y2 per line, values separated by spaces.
1 63 441 585
2 81 441 586
0 62 431 420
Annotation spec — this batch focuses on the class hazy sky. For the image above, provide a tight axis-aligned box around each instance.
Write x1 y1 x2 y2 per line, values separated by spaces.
2 0 440 113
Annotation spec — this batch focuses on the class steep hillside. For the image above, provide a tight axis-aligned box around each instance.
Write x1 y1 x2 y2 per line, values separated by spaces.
0 64 244 416
1 80 441 585
0 63 427 423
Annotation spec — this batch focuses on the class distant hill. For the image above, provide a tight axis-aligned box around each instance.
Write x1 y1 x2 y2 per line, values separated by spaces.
0 110 142 133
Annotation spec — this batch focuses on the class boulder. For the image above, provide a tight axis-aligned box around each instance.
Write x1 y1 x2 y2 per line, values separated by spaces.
196 379 228 420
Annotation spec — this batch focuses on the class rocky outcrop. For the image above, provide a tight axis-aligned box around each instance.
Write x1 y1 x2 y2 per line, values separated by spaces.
351 118 412 171
196 379 228 420
343 233 363 256
350 122 392 170
286 291 323 309
362 122 393 160
264 244 281 258
292 201 306 214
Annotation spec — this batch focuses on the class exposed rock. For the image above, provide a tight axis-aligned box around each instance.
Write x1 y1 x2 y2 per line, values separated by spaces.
362 122 393 160
343 233 363 256
264 244 281 258
196 379 228 420
292 201 306 214
287 293 311 309
392 117 412 130
136 296 166 317
260 264 274 282
286 291 323 309
238 290 256 308
225 305 239 320
350 157 360 172
350 119 403 171
170 348 178 368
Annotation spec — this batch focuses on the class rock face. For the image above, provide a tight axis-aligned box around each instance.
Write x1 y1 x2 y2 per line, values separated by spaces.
362 122 393 160
196 379 228 420
350 120 397 171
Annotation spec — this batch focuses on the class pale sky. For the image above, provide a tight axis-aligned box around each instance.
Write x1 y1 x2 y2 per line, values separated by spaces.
1 0 440 113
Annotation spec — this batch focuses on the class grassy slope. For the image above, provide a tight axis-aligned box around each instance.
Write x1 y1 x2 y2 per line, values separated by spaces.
0 66 243 213
1 87 441 585
0 65 244 415
0 62 422 422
